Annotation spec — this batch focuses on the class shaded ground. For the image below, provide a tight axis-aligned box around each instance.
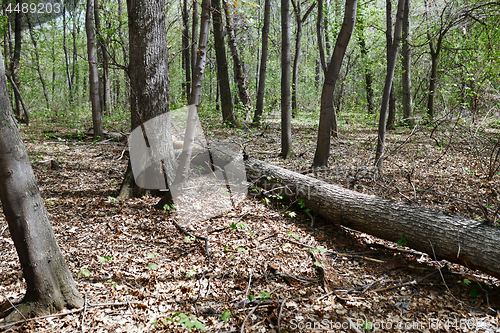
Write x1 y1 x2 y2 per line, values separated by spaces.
1 113 500 332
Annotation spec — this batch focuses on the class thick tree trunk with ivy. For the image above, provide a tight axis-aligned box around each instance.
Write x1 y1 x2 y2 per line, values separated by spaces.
119 0 175 201
244 156 500 279
0 48 83 323
313 0 357 168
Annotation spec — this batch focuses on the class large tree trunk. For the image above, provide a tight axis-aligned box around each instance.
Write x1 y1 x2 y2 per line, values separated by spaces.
253 0 270 125
0 48 83 322
281 0 293 159
86 0 103 138
212 0 236 126
244 157 500 279
401 0 413 125
313 0 357 168
375 0 405 174
119 0 175 200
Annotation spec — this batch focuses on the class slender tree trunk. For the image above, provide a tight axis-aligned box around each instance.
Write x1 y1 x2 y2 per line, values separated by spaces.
26 15 50 110
191 0 199 84
63 6 73 92
317 0 327 73
212 0 237 125
11 0 25 122
86 0 103 138
94 0 110 116
281 0 294 159
253 0 270 124
223 0 251 115
0 48 83 323
313 0 357 168
375 0 405 174
401 0 413 124
357 26 374 114
181 0 191 103
385 0 396 130
291 0 315 117
427 38 441 119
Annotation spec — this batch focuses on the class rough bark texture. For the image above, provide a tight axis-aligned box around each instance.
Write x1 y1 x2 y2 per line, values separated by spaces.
401 0 413 124
244 157 500 279
253 0 270 124
212 0 236 125
281 0 293 159
181 0 191 103
385 0 396 131
86 0 103 138
313 0 357 167
0 48 83 322
223 0 250 111
291 0 315 117
119 0 174 200
375 0 405 174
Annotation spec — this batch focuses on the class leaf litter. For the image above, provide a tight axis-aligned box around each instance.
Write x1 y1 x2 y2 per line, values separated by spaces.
0 115 500 332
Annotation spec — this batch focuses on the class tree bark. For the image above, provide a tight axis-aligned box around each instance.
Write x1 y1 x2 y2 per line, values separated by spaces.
291 0 315 117
223 0 250 114
401 0 413 125
385 0 396 131
316 0 327 73
212 0 236 125
244 156 500 280
281 0 293 159
375 0 405 174
11 0 27 123
94 0 111 116
119 0 175 200
0 48 83 322
86 0 103 138
181 0 191 103
27 15 50 110
313 0 357 168
253 0 270 125
357 25 374 114
191 0 199 85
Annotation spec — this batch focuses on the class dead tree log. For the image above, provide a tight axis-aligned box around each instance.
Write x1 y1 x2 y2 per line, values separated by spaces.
244 157 500 279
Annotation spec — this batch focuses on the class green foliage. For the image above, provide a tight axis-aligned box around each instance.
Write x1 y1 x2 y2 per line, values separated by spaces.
287 232 299 240
147 263 159 270
397 236 408 247
168 313 206 331
221 310 232 323
309 247 326 253
77 268 90 278
98 255 113 263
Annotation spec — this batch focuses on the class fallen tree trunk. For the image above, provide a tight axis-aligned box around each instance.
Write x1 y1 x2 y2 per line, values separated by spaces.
244 157 500 279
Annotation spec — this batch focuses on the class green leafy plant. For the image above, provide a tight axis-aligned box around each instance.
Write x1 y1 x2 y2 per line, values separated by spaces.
147 263 159 270
186 268 196 278
163 203 176 211
185 235 196 243
287 232 299 240
236 221 248 230
166 313 206 331
221 310 232 323
98 255 113 263
248 295 255 301
285 211 297 217
363 320 373 331
309 247 326 253
298 199 306 209
147 252 157 258
397 236 408 247
259 291 271 301
108 196 117 202
77 268 90 278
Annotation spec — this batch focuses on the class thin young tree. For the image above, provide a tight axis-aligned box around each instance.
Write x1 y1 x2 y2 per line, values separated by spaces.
253 0 271 124
181 0 191 102
385 0 396 130
281 0 294 158
85 0 103 137
401 0 413 124
291 0 315 116
0 48 83 322
313 0 357 168
375 0 405 174
26 15 50 110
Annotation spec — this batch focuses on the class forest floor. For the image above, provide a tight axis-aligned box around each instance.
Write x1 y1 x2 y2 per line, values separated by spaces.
1 111 500 332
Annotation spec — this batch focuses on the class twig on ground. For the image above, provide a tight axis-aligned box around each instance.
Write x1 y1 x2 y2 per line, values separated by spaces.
277 296 290 333
172 219 211 264
240 305 258 333
80 292 87 333
1 294 26 321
